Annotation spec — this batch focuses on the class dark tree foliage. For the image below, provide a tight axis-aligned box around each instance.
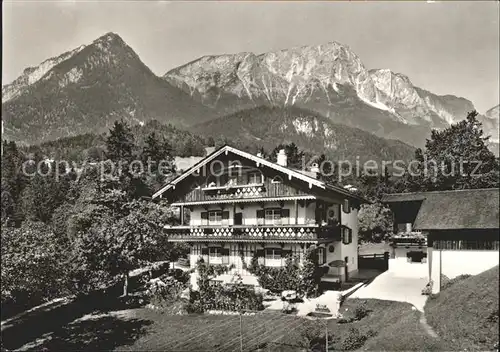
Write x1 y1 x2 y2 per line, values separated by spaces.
269 142 305 169
399 111 499 192
0 121 188 310
105 119 136 162
1 141 25 223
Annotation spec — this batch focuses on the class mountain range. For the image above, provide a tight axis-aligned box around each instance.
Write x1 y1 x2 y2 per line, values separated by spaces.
2 32 498 155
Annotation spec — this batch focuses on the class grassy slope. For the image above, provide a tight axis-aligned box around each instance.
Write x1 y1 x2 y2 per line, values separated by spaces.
335 299 445 351
425 266 499 351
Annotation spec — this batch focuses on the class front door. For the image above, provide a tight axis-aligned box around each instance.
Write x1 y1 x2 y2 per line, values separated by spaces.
234 212 243 225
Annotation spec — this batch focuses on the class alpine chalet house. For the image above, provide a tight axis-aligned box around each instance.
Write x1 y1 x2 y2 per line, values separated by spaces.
382 188 499 293
152 145 366 290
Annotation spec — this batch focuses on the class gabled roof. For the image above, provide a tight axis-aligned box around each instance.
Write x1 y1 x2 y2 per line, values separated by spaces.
382 188 500 230
152 145 365 202
381 192 427 203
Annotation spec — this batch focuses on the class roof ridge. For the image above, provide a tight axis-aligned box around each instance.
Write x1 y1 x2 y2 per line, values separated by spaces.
385 188 499 196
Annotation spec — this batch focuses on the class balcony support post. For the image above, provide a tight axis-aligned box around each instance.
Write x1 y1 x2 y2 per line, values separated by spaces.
180 205 184 225
294 199 298 225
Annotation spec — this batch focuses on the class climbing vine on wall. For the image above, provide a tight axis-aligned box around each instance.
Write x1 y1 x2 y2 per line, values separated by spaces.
240 247 323 298
186 258 263 313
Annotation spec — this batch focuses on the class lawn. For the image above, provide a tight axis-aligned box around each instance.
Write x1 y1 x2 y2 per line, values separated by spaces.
330 299 446 351
117 310 315 351
425 266 499 351
2 294 447 351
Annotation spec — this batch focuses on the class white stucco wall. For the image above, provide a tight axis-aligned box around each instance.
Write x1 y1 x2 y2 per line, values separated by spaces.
388 247 428 278
188 243 313 290
430 249 499 293
341 207 359 274
188 200 316 226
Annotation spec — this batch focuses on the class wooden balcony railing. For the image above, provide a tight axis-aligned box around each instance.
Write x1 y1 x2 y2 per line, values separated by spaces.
163 224 341 242
180 181 308 203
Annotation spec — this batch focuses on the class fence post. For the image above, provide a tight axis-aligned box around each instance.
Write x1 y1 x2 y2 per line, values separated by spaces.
239 311 243 352
325 320 328 352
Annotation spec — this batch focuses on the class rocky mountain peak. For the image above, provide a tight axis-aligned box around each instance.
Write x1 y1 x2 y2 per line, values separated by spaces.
2 32 214 144
485 104 499 119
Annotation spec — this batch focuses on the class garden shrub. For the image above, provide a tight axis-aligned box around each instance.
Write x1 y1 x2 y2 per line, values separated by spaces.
340 327 375 351
243 247 323 297
297 323 326 350
190 260 264 313
337 317 355 324
145 274 186 309
353 302 370 320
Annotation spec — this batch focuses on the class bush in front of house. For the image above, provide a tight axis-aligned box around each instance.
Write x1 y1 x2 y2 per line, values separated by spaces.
244 247 323 298
145 273 187 310
186 281 264 313
353 302 370 320
187 260 264 313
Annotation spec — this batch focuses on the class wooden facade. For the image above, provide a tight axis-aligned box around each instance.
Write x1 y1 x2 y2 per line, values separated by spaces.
180 179 308 203
152 146 364 286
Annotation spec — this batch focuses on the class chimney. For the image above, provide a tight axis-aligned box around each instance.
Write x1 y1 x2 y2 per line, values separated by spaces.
277 149 287 167
310 163 320 179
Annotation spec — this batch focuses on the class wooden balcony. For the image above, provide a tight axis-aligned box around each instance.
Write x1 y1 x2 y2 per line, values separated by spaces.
180 181 309 203
163 224 341 243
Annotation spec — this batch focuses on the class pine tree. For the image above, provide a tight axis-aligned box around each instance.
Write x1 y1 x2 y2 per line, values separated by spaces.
105 119 136 162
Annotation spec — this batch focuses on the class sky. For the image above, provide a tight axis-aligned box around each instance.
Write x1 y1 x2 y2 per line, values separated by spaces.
2 1 499 112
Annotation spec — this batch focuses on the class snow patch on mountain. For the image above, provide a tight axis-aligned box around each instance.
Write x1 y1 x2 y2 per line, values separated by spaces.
292 118 314 136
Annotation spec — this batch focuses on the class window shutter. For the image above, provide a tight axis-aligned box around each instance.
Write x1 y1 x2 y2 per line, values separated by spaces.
222 248 230 264
323 247 327 263
222 211 230 220
201 212 208 224
281 209 290 218
220 174 228 186
257 210 264 225
348 229 353 244
237 173 246 185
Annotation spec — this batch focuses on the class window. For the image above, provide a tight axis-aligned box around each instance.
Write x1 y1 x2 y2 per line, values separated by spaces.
229 161 242 169
265 248 282 260
209 211 222 225
271 176 283 184
209 247 222 257
258 208 290 225
247 172 262 185
265 209 282 225
226 175 238 186
342 227 353 245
